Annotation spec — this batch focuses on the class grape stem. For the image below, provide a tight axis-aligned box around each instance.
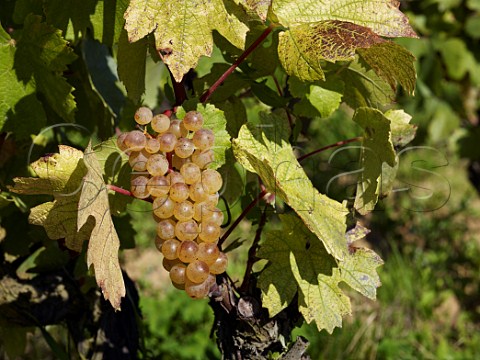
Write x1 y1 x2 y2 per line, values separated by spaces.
107 184 153 203
239 206 267 294
218 189 267 248
200 24 274 103
297 136 363 163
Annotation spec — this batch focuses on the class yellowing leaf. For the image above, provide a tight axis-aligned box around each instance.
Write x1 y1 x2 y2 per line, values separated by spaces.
257 214 337 317
233 111 348 261
258 215 382 332
272 0 418 38
353 107 396 214
340 247 383 300
9 146 92 251
292 255 351 334
124 0 249 81
79 143 126 310
279 21 386 81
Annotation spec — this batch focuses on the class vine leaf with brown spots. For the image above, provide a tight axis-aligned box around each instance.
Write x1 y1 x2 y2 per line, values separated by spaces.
124 0 250 82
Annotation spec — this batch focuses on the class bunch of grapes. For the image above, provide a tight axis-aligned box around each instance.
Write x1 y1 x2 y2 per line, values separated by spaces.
117 107 228 299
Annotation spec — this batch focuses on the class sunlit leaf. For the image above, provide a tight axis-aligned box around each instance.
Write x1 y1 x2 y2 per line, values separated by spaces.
233 111 348 260
124 0 249 81
271 0 418 38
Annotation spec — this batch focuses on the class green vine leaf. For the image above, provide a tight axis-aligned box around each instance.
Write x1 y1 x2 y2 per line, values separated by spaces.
13 15 77 122
117 29 147 104
9 146 92 252
177 103 231 169
271 0 418 38
233 111 348 260
92 137 133 216
79 143 126 311
338 60 395 109
124 0 249 82
353 107 396 215
0 23 46 136
289 77 345 118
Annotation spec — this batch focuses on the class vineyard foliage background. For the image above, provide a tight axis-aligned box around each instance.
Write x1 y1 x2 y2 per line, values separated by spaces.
0 0 480 359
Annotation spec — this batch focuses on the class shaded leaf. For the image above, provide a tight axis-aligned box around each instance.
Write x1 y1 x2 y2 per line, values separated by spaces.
92 137 133 215
353 107 396 214
13 15 77 121
233 111 348 260
117 29 147 103
338 60 395 109
289 77 344 118
79 143 126 310
44 0 97 38
0 23 46 135
124 0 249 81
358 41 416 95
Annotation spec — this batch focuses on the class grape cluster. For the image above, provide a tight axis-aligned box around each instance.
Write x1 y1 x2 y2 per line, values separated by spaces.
118 107 228 299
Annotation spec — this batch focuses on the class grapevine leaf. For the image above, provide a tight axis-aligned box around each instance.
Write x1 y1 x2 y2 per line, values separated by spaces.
89 0 130 46
289 77 344 118
340 248 383 299
385 109 417 147
292 255 351 333
117 29 147 104
345 223 370 245
353 107 396 215
44 0 97 37
358 41 417 95
218 150 246 206
79 143 126 311
13 15 77 121
0 23 46 135
177 104 230 169
233 111 348 260
9 146 93 251
278 21 386 82
338 60 395 109
271 0 418 38
124 0 249 82
236 0 271 21
92 137 133 215
257 214 337 317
